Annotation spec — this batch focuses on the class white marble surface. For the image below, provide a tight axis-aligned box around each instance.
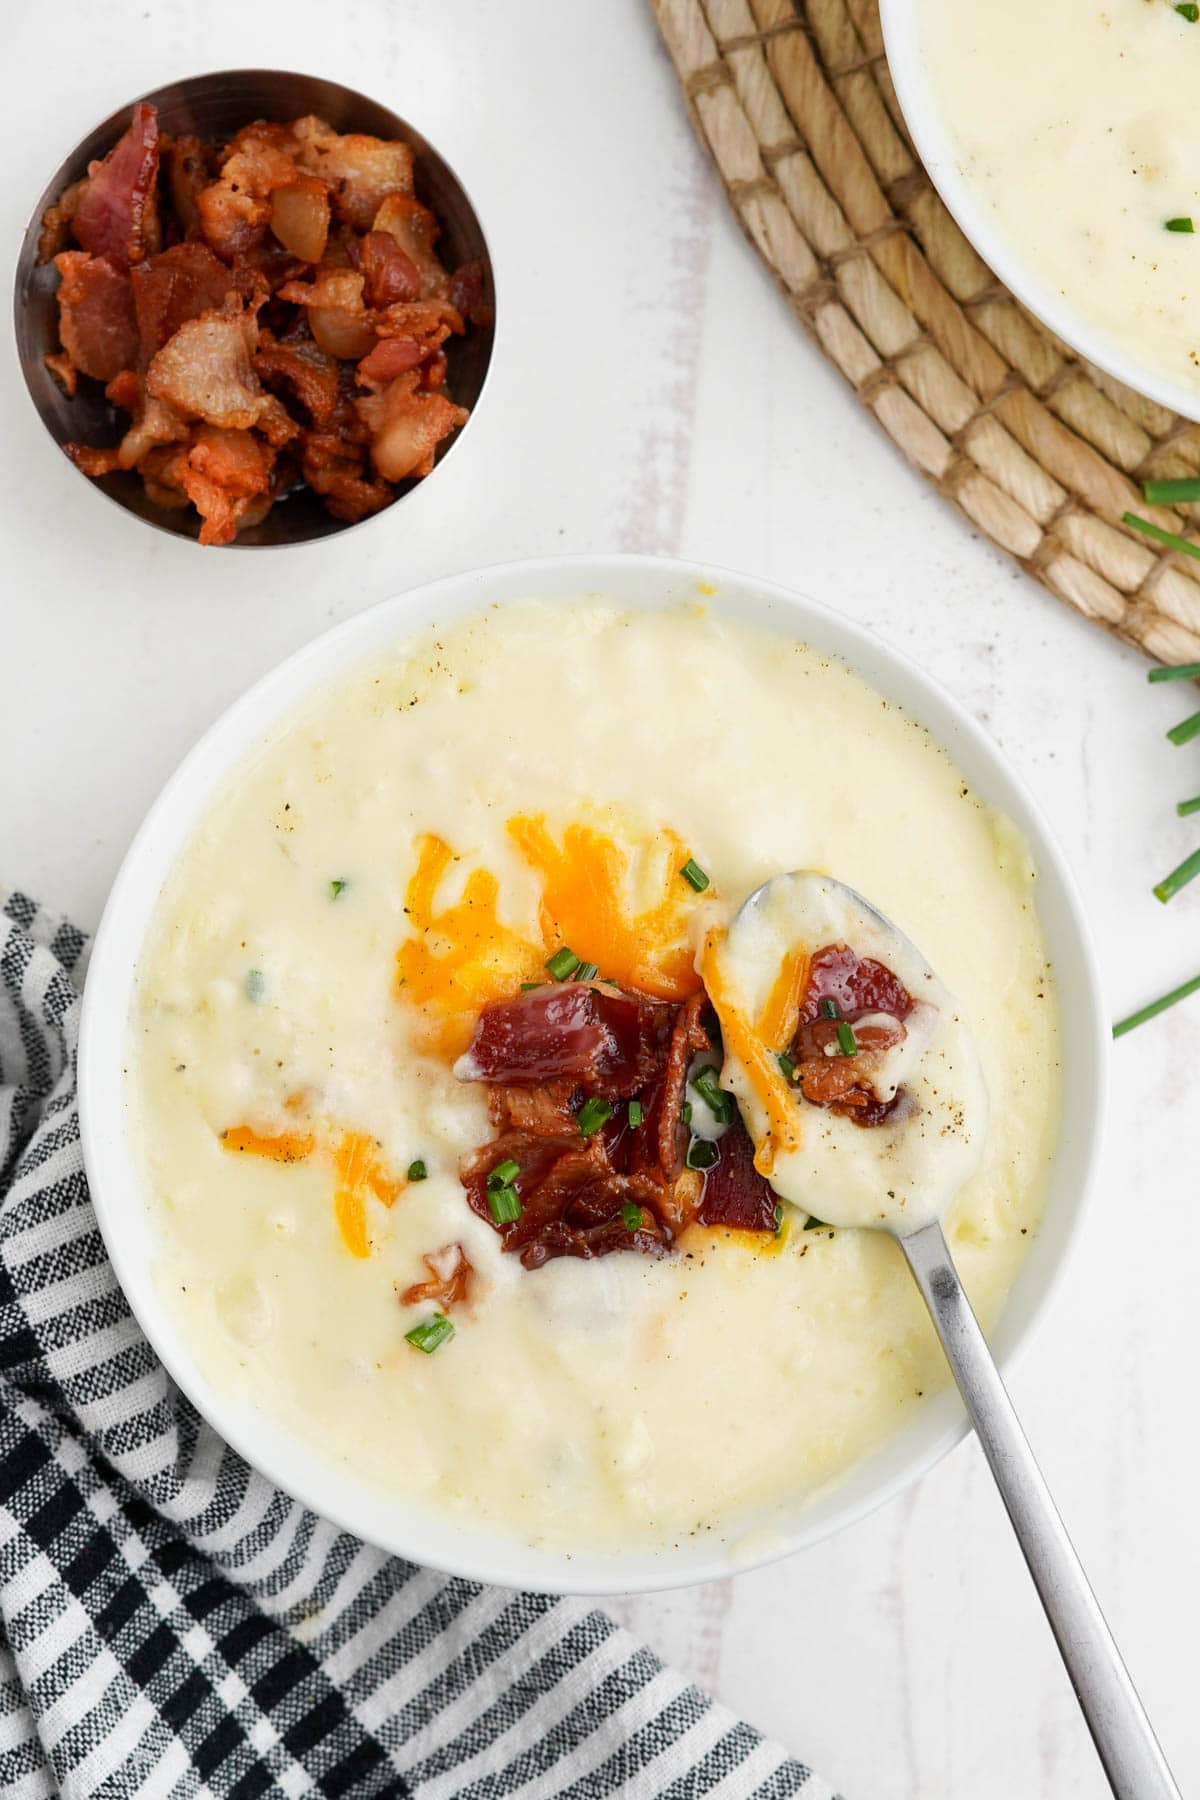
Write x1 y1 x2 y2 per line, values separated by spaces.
2 3 1196 1795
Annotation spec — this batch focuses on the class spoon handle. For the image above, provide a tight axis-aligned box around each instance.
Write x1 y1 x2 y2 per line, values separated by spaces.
900 1219 1179 1800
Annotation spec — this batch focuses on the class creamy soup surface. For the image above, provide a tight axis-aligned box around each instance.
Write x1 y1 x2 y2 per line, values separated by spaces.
917 0 1200 394
131 599 1060 1552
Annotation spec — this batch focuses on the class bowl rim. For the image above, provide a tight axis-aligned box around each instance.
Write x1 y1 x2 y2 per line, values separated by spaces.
78 551 1109 1594
878 0 1200 424
12 66 496 549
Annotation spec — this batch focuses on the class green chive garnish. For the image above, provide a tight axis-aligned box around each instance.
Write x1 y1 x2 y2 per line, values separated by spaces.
520 981 543 991
1114 969 1200 1037
773 1201 784 1238
1150 660 1200 681
1124 512 1200 560
804 1214 828 1231
1143 483 1200 510
1176 3 1199 20
836 1021 858 1056
1167 709 1200 745
545 947 580 981
488 1157 521 1189
680 858 710 893
330 878 348 899
681 1101 692 1125
777 1051 797 1081
488 1185 522 1224
622 1202 643 1231
686 1137 719 1170
405 1313 454 1353
627 1099 644 1128
1178 796 1200 817
577 1097 612 1137
245 969 266 1004
691 1065 735 1123
1167 216 1195 233
1154 847 1200 902
407 1159 428 1182
575 961 599 982
818 997 840 1020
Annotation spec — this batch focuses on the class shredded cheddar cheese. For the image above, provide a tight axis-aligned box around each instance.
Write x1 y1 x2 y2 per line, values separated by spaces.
221 1126 314 1162
699 926 802 1173
221 1123 405 1259
756 945 809 1050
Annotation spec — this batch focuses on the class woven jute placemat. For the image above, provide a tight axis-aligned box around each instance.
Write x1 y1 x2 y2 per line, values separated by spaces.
651 0 1200 664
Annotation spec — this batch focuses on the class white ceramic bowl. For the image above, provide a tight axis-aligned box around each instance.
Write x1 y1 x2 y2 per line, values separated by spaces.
879 0 1200 422
79 554 1107 1594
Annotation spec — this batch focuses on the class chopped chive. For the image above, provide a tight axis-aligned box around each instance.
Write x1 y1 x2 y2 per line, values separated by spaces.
627 1099 644 1128
405 1313 454 1353
773 1201 784 1238
488 1157 521 1189
778 1051 797 1081
1178 796 1200 817
1142 482 1200 510
1154 846 1200 902
575 961 599 982
1113 969 1200 1036
577 1096 613 1137
406 1158 428 1182
691 1064 736 1123
1176 3 1199 19
1167 216 1195 233
621 1202 643 1231
1167 709 1200 745
1123 511 1200 561
818 997 840 1020
329 877 348 899
804 1213 828 1231
836 1021 859 1056
245 968 266 1004
679 857 710 893
545 947 580 981
520 980 543 991
681 1101 693 1125
686 1137 719 1170
1149 659 1200 681
487 1184 522 1224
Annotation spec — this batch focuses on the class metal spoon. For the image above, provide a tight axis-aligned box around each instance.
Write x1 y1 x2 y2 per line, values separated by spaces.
723 873 1180 1800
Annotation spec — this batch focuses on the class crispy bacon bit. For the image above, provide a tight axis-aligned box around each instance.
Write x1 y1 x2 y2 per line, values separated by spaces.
42 101 477 541
355 371 467 482
696 1115 779 1233
130 242 232 362
52 252 138 384
791 942 914 1126
293 116 415 228
456 983 676 1096
450 258 492 329
400 1242 474 1310
72 102 160 267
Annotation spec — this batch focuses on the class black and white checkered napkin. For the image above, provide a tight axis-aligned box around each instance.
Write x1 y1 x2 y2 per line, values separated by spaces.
0 892 835 1799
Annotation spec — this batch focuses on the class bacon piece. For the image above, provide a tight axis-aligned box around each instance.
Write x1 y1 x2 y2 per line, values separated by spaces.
66 369 188 476
450 258 493 329
292 116 415 229
697 1116 779 1233
359 229 420 308
154 424 277 545
52 251 138 383
355 371 468 482
164 133 216 238
278 266 377 359
197 121 299 262
72 101 160 267
634 991 710 1185
487 1079 578 1136
38 177 88 264
254 329 340 426
44 350 77 396
270 175 330 264
130 242 233 361
146 305 294 443
790 942 913 1126
400 1242 474 1310
372 193 451 299
456 983 676 1099
356 336 426 386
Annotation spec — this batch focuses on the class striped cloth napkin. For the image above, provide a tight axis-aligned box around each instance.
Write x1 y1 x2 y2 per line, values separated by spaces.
0 892 835 1800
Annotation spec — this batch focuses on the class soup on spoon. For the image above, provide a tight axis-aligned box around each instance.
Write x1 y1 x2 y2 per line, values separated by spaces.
713 870 1179 1800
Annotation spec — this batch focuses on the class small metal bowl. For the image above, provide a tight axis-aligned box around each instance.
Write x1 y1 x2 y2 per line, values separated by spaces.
13 70 495 547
